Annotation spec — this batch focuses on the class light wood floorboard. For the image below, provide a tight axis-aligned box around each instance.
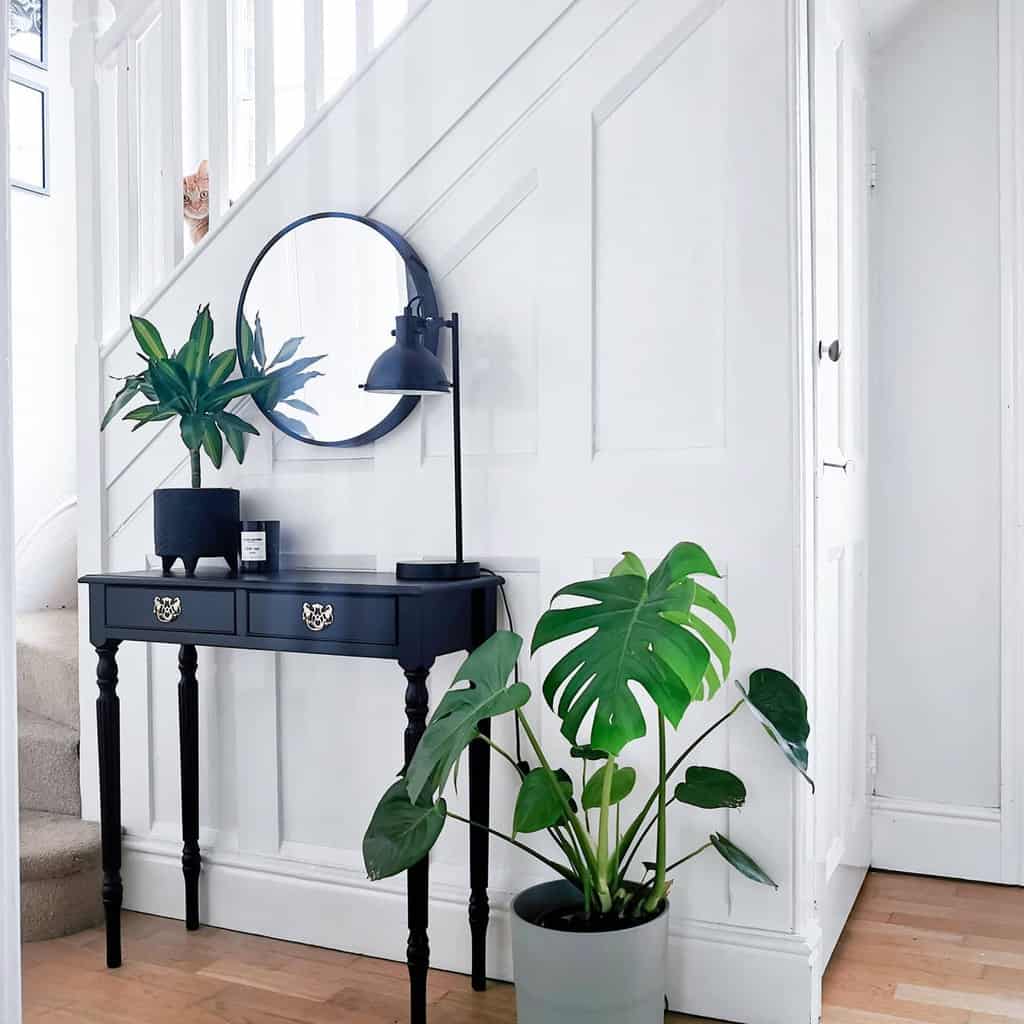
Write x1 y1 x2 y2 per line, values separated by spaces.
22 870 1024 1023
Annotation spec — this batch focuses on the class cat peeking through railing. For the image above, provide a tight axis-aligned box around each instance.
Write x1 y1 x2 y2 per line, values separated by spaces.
183 159 209 245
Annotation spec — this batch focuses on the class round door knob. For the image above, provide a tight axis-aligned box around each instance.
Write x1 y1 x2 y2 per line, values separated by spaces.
819 338 841 362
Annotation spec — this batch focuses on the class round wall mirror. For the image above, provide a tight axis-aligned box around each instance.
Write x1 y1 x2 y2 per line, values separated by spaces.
235 212 440 447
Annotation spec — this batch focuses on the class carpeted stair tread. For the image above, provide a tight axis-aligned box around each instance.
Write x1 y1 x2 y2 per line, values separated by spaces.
17 708 81 816
19 810 101 882
20 811 103 942
17 609 79 729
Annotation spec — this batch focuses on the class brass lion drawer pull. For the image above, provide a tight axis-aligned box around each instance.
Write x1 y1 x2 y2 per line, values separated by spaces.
302 602 334 632
153 596 183 623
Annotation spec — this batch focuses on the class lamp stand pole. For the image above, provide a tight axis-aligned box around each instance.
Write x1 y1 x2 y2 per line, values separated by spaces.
449 313 464 565
393 312 480 582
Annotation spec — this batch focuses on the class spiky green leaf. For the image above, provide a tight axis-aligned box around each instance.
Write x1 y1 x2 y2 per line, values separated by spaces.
130 315 167 361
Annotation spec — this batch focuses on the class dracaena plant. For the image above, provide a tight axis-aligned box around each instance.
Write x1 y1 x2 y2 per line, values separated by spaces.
101 306 321 487
363 542 814 923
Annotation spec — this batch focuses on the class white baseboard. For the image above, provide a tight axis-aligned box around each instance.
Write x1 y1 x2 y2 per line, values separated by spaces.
871 796 1003 883
121 833 819 1024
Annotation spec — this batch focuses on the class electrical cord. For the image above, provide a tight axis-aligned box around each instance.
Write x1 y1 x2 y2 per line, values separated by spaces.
480 568 530 774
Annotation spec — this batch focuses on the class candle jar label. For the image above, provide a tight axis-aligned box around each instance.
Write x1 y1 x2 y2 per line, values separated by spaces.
240 531 267 561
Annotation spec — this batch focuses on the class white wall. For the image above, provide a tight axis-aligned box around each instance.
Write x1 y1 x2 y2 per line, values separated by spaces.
77 1 820 1020
12 0 78 604
870 0 1004 872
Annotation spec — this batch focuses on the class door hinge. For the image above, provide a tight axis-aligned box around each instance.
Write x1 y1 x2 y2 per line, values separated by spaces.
868 734 878 791
869 149 879 191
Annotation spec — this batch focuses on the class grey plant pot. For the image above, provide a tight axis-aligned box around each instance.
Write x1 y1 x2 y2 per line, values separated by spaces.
511 880 669 1024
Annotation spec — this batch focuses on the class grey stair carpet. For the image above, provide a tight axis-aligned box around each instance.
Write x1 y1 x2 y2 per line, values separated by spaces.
20 811 102 942
18 709 81 817
17 609 79 729
17 609 103 942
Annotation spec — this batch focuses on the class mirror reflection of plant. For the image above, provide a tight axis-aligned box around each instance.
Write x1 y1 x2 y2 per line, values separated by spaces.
239 313 326 441
102 305 281 488
363 542 814 926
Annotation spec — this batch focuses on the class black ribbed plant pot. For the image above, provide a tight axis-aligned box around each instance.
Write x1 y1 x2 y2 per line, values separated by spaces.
154 488 240 576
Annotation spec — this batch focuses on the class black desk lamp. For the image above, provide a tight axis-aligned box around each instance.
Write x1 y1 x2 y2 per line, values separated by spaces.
361 302 481 581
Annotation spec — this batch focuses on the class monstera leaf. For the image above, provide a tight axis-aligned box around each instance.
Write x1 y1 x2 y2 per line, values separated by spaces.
674 766 746 809
404 632 530 804
531 542 735 756
581 763 636 810
709 833 777 889
363 780 447 881
738 668 814 791
513 768 574 836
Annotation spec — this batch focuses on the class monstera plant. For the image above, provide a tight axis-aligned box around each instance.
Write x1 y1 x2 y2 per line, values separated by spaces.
362 542 813 1023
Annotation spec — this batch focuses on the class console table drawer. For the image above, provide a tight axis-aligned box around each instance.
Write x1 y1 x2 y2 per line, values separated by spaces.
248 591 397 646
105 586 236 634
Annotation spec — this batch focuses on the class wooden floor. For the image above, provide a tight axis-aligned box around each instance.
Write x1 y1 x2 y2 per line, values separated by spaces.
20 869 1024 1023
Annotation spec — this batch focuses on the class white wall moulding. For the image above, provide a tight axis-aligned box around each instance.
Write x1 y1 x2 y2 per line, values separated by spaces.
78 0 825 1019
871 797 1003 884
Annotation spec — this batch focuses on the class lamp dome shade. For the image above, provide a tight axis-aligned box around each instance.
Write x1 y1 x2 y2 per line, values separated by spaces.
362 313 451 396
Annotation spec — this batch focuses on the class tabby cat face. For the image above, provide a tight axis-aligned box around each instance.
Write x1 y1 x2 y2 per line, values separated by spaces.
183 159 209 222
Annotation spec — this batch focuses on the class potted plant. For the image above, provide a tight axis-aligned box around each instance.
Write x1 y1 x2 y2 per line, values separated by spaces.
101 305 320 575
362 542 813 1023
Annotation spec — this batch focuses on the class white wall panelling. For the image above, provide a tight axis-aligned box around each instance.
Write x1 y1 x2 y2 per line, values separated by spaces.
77 0 823 1019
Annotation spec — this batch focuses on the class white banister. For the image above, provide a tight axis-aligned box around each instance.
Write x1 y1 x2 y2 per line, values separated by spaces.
160 0 184 269
207 0 229 230
115 39 138 322
253 0 275 173
356 0 374 67
304 0 324 124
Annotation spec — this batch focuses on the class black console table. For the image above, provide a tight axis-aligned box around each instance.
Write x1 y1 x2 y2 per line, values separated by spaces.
79 567 502 1024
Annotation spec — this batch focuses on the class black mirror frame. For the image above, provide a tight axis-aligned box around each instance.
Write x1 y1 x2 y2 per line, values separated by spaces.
235 211 441 448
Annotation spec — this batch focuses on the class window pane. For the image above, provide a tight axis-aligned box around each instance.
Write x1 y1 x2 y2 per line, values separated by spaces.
273 0 304 152
10 78 45 191
323 0 356 98
9 0 44 66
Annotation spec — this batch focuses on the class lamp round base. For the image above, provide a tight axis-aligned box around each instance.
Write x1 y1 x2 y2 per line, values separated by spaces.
396 560 482 582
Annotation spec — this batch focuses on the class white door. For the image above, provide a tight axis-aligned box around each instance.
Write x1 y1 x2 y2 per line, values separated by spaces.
811 0 871 966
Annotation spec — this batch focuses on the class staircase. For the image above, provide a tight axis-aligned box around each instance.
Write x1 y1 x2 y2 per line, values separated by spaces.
16 610 102 942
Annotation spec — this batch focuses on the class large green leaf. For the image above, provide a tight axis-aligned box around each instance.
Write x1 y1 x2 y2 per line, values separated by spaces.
581 762 636 810
180 413 206 451
709 833 777 888
201 374 273 412
205 349 236 388
149 358 192 408
239 316 255 375
531 542 734 755
124 403 176 429
130 315 167 361
219 422 246 464
513 768 573 836
202 418 223 469
101 379 143 429
214 410 259 436
181 305 214 380
738 668 814 791
363 780 447 881
674 767 746 809
404 632 530 804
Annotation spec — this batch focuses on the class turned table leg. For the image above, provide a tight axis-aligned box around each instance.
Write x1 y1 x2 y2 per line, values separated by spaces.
403 664 431 1024
468 718 491 991
178 644 201 931
95 641 123 969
